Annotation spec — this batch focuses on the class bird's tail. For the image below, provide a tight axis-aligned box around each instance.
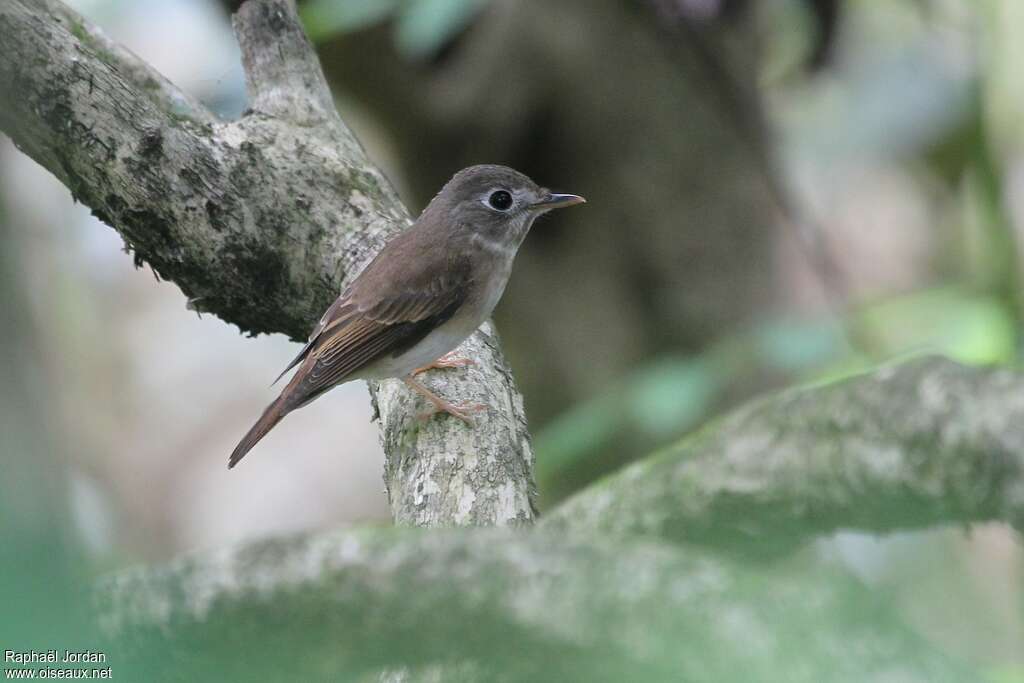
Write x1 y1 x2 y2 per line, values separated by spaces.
228 396 289 469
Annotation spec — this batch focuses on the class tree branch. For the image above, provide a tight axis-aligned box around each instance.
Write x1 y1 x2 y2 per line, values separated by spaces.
97 357 1023 678
233 0 336 124
543 357 1024 552
0 0 535 525
54 0 215 124
96 528 971 682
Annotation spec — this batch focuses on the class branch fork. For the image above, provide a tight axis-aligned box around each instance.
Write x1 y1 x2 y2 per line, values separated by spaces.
0 0 536 526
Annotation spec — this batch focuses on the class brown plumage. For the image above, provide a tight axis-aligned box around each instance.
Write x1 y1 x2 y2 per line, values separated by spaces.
229 165 584 468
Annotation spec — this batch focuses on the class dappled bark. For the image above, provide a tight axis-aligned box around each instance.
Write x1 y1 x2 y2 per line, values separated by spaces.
96 356 1024 680
544 357 1024 553
0 0 535 526
98 528 971 682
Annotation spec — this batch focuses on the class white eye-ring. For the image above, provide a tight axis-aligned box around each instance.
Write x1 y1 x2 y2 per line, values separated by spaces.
486 189 513 211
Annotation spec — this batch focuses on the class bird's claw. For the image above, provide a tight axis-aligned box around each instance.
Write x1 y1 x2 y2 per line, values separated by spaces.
412 354 476 376
416 401 487 426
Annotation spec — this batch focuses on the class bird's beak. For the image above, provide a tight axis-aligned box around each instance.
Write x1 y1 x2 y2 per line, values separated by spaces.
529 193 586 212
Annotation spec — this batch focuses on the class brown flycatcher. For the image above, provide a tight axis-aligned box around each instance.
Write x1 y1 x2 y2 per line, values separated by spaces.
229 165 584 467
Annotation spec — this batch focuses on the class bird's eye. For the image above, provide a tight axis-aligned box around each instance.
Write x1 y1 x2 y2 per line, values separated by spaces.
487 190 513 211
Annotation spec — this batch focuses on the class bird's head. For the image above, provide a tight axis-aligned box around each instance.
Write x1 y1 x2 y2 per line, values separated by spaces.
422 164 585 254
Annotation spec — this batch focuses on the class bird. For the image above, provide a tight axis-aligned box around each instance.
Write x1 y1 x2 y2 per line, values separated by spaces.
228 164 585 468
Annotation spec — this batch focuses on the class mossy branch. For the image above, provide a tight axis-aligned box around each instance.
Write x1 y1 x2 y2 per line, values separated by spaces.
0 0 535 526
544 356 1024 553
97 527 972 682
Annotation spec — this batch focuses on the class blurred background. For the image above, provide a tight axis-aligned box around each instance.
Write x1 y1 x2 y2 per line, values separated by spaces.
1 0 1021 676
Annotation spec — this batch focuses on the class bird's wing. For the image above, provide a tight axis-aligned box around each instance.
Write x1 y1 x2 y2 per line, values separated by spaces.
271 295 350 385
279 252 472 407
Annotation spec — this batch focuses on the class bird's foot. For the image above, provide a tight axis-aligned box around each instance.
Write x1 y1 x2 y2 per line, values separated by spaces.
403 376 486 426
416 400 488 426
412 353 476 376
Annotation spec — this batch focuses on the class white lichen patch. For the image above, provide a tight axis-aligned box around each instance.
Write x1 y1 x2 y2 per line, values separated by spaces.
454 486 477 524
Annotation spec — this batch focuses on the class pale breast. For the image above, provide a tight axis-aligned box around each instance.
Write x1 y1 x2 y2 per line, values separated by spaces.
359 256 513 380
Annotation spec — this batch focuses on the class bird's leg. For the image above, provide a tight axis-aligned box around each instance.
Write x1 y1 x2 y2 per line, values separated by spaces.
402 376 486 426
411 351 476 377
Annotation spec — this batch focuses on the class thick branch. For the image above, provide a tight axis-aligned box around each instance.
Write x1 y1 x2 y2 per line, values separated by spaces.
544 357 1024 552
375 322 536 525
65 5 215 124
97 528 971 682
0 0 535 525
0 0 214 210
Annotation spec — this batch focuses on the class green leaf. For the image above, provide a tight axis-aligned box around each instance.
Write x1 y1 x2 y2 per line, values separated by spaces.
394 0 487 59
534 394 625 478
858 287 1016 365
625 358 719 439
300 0 400 42
753 318 846 372
988 666 1024 683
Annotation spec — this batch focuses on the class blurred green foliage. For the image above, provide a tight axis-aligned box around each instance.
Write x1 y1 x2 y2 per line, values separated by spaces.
535 287 1018 495
301 0 486 58
0 201 99 675
535 0 1024 498
991 667 1024 683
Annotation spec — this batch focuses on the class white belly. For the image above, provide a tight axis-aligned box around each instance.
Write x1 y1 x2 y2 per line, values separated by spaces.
360 321 475 379
357 266 511 380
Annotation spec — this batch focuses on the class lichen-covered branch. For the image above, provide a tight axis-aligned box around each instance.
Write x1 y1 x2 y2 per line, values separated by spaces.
96 356 1024 679
53 0 214 124
0 0 535 525
97 528 971 682
544 357 1024 552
